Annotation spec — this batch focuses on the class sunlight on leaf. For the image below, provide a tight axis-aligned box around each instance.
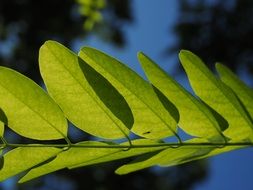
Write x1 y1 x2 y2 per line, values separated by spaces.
79 47 178 139
216 63 253 120
0 120 3 155
0 120 4 138
0 67 67 140
0 147 61 182
179 50 253 140
116 139 212 174
39 41 131 139
68 139 165 169
0 41 252 182
19 139 165 183
138 52 224 140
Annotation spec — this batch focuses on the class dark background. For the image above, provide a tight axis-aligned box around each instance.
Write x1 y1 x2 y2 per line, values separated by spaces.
0 0 253 189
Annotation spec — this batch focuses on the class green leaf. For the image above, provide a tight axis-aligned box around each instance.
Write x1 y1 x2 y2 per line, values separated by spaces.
19 140 165 183
116 139 212 174
0 147 61 182
19 141 118 183
179 50 253 140
39 41 131 140
1 41 252 182
0 120 3 155
138 52 223 140
79 47 178 139
216 63 253 119
0 120 4 138
68 139 165 169
0 67 67 140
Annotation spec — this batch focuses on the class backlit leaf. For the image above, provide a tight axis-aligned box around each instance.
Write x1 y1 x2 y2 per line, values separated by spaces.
0 67 67 140
179 50 253 140
0 42 251 182
39 41 131 139
79 47 178 139
0 147 61 182
216 63 253 119
19 139 165 183
68 139 166 169
116 139 212 174
0 120 4 138
138 52 223 140
0 120 3 155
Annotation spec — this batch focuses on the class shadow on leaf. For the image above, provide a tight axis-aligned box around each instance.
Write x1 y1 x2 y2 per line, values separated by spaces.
78 57 134 129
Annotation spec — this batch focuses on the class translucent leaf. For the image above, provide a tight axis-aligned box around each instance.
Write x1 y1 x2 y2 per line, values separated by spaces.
68 139 165 169
79 47 178 139
19 140 165 183
39 41 131 139
0 67 67 140
116 139 212 174
185 139 245 164
138 52 223 140
179 50 253 140
0 120 4 138
0 147 61 182
216 63 253 119
0 120 3 155
0 107 6 138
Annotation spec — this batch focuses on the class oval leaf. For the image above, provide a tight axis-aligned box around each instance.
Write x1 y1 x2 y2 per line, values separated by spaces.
0 120 4 138
39 41 131 139
216 63 253 119
0 120 3 155
0 67 67 140
116 139 212 174
0 147 61 182
79 47 178 139
138 52 223 140
68 139 166 169
19 140 165 183
179 50 253 140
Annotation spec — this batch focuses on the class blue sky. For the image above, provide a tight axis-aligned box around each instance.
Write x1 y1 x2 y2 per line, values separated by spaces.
75 0 253 189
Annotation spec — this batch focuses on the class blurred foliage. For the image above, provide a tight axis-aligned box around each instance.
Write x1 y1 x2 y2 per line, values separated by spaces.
0 0 132 83
170 0 253 77
77 0 106 30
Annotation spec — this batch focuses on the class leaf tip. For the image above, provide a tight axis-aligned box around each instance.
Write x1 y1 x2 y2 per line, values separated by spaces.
18 179 25 184
215 62 227 71
42 40 58 47
137 51 147 60
114 168 128 175
137 51 154 65
179 49 190 56
215 63 231 78
179 49 197 61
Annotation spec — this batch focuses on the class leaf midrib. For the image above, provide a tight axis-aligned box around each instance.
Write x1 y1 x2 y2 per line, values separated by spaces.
45 45 129 138
80 51 177 136
184 53 253 128
0 79 64 138
147 62 222 135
